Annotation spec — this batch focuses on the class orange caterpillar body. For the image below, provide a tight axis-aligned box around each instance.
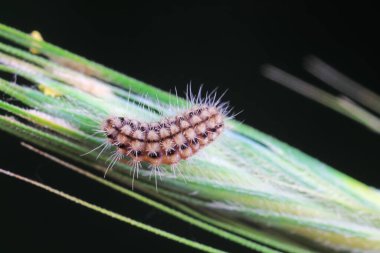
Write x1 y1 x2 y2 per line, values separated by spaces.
103 105 224 167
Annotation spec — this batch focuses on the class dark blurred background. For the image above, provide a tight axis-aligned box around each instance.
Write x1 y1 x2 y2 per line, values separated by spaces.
1 1 379 252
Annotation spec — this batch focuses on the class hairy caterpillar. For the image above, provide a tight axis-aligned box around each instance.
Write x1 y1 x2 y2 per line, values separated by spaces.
100 87 232 188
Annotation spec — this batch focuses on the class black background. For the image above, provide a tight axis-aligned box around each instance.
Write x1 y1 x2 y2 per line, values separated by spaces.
1 1 379 252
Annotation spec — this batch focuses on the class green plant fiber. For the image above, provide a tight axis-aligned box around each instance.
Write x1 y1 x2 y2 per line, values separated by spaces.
1 23 380 253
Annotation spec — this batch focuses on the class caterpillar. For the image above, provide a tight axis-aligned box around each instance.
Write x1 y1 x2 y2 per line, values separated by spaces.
100 88 231 188
103 105 224 163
